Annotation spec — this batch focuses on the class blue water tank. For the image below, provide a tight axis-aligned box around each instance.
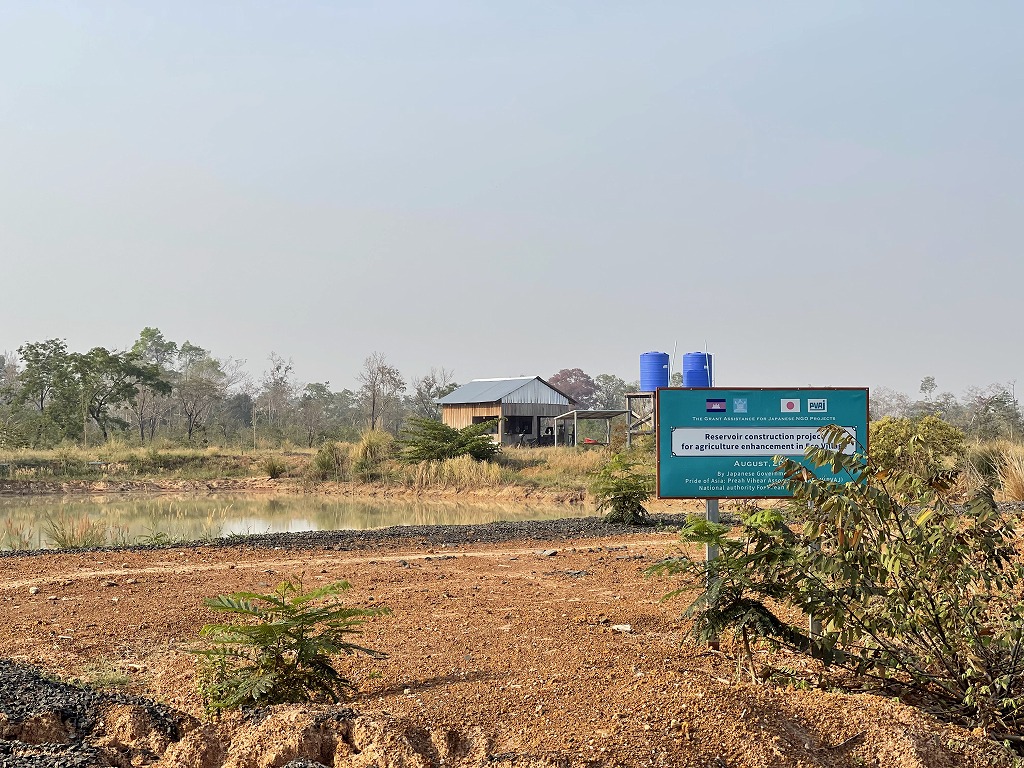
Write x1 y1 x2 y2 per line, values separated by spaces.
682 352 713 387
639 351 670 391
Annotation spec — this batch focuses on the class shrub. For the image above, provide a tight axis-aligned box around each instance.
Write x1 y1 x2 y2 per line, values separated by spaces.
869 414 965 477
353 430 394 482
193 578 388 712
259 455 288 479
309 441 350 481
589 453 654 525
651 425 1024 735
397 418 500 463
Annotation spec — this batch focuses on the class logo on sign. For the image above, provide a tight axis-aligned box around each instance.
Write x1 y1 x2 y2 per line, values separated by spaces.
807 398 827 413
706 399 727 412
781 398 800 413
733 398 748 413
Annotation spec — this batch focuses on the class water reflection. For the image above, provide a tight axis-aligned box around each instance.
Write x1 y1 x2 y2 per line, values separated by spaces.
0 493 590 550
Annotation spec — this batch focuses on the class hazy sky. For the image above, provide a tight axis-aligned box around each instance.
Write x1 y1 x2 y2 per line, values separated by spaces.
2 3 1020 398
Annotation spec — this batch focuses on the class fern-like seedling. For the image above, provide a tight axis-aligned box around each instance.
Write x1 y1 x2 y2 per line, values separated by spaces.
192 578 388 712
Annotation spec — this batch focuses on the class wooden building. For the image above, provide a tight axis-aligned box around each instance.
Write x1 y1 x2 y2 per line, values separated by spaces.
437 376 576 446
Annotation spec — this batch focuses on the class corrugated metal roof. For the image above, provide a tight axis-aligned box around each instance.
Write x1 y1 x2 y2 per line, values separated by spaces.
437 377 574 406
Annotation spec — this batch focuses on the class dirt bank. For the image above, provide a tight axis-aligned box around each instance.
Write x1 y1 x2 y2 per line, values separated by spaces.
0 477 587 506
0 518 1012 768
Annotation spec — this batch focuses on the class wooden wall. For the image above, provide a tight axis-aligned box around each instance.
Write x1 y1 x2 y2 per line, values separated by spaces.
442 404 502 430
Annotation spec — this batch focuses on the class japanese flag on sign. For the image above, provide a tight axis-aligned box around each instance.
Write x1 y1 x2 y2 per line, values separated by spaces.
781 398 800 413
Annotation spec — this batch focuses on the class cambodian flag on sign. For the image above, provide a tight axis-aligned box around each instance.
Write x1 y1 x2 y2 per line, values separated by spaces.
781 398 800 413
706 399 727 412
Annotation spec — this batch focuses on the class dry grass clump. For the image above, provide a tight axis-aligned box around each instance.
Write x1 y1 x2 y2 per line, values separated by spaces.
353 430 394 482
406 455 510 491
42 511 128 549
534 446 613 473
2 518 35 550
950 461 988 502
996 444 1024 502
500 446 646 491
965 439 1017 483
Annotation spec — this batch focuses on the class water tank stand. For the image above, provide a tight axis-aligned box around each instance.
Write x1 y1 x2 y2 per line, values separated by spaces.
625 392 655 448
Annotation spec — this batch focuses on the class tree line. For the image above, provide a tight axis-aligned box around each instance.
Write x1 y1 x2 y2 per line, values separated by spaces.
0 329 463 449
0 330 638 450
0 331 1018 449
871 377 1022 441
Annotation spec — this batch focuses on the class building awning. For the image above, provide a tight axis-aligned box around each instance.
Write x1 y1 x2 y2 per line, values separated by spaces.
552 409 629 447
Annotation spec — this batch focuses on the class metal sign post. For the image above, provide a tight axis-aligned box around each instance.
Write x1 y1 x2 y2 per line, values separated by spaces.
705 498 719 563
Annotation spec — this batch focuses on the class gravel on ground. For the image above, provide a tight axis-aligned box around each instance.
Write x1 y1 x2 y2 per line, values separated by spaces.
0 512 1015 768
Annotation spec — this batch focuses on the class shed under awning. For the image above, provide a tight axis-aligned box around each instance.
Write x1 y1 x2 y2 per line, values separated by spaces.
552 409 629 447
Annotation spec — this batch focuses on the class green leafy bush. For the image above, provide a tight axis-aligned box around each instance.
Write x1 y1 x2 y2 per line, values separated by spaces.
589 452 654 525
193 578 388 712
397 417 500 463
651 425 1024 735
869 414 965 477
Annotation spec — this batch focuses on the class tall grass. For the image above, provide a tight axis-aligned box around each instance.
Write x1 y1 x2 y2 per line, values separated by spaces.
259 456 288 479
308 441 352 481
498 445 620 490
43 512 117 549
997 445 1024 502
0 443 281 481
405 455 511 491
2 518 34 550
965 439 1017 482
353 431 394 482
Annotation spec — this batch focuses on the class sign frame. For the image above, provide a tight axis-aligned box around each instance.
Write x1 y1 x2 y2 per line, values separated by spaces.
655 387 870 499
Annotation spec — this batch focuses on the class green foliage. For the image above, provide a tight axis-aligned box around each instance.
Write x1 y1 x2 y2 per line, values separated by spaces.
259 455 288 479
309 440 350 481
869 414 965 477
397 417 501 463
43 511 114 549
0 423 27 450
589 452 654 525
652 425 1024 734
353 430 394 481
193 578 388 712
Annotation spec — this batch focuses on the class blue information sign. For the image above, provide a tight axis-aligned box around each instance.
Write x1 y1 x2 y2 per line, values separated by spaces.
656 388 869 499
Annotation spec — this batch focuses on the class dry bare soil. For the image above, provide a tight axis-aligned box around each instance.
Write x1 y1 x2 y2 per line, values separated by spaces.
0 511 1013 768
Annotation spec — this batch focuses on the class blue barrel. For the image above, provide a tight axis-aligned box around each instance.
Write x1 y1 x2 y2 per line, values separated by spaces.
682 352 713 387
639 351 670 391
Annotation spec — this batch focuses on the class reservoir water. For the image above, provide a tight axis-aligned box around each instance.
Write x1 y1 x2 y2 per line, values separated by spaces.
0 493 590 550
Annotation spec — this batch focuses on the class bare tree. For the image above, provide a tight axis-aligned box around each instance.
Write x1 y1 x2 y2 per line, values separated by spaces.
409 367 457 420
297 382 333 447
175 343 246 443
258 353 295 430
357 353 406 432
